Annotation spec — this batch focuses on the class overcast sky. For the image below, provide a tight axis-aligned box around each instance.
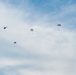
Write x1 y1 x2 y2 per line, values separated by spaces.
0 0 76 75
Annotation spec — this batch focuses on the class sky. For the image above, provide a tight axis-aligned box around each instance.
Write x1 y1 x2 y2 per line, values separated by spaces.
0 0 76 75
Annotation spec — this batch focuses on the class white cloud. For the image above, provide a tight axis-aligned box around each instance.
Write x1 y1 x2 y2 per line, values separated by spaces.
0 1 76 75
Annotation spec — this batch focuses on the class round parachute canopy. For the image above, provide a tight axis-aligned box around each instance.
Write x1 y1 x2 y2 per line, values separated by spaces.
14 42 17 44
4 26 7 29
30 29 34 31
57 24 61 26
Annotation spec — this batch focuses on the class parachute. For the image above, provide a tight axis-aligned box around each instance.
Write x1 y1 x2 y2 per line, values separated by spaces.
30 29 34 31
57 24 61 31
4 26 7 29
57 24 61 26
14 42 17 44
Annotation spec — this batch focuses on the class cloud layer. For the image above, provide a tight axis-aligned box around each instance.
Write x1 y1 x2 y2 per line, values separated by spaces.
0 0 76 75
